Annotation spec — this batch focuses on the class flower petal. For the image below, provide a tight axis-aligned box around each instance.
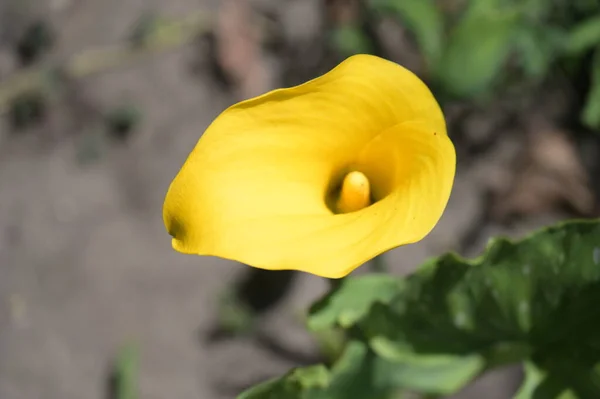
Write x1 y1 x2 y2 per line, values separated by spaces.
163 54 454 278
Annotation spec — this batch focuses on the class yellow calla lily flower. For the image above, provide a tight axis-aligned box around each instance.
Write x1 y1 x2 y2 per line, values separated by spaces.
163 54 455 279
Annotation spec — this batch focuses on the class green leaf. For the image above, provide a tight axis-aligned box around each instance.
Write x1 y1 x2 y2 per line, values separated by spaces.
308 274 404 331
237 365 331 399
111 344 139 399
582 48 600 130
514 26 564 80
370 337 484 395
437 6 518 98
372 0 444 68
237 343 397 399
325 341 394 399
514 361 576 399
514 357 600 399
370 219 600 345
360 219 600 395
240 220 600 398
312 327 347 363
564 15 600 55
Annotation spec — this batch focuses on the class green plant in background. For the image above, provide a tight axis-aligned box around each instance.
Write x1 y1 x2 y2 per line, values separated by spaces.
15 20 55 66
8 90 46 130
332 0 600 129
108 344 139 399
105 105 143 141
331 26 377 58
239 219 600 399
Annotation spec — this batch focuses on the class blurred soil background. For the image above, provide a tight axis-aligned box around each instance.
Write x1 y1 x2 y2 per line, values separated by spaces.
1 0 600 398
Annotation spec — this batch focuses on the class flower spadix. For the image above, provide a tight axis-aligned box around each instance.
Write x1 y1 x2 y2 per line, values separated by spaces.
163 54 456 278
336 171 371 214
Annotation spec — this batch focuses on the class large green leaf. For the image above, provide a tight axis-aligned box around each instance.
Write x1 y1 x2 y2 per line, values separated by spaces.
308 274 404 331
371 0 444 68
360 220 600 396
241 220 600 399
437 6 519 98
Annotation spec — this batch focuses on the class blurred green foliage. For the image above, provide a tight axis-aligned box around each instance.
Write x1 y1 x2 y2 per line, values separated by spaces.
582 50 600 128
15 21 54 66
108 344 139 399
239 219 600 398
331 26 376 57
333 0 600 130
105 105 142 141
9 90 46 130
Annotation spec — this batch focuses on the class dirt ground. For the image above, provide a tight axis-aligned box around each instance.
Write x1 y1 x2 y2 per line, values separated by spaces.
0 0 583 398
